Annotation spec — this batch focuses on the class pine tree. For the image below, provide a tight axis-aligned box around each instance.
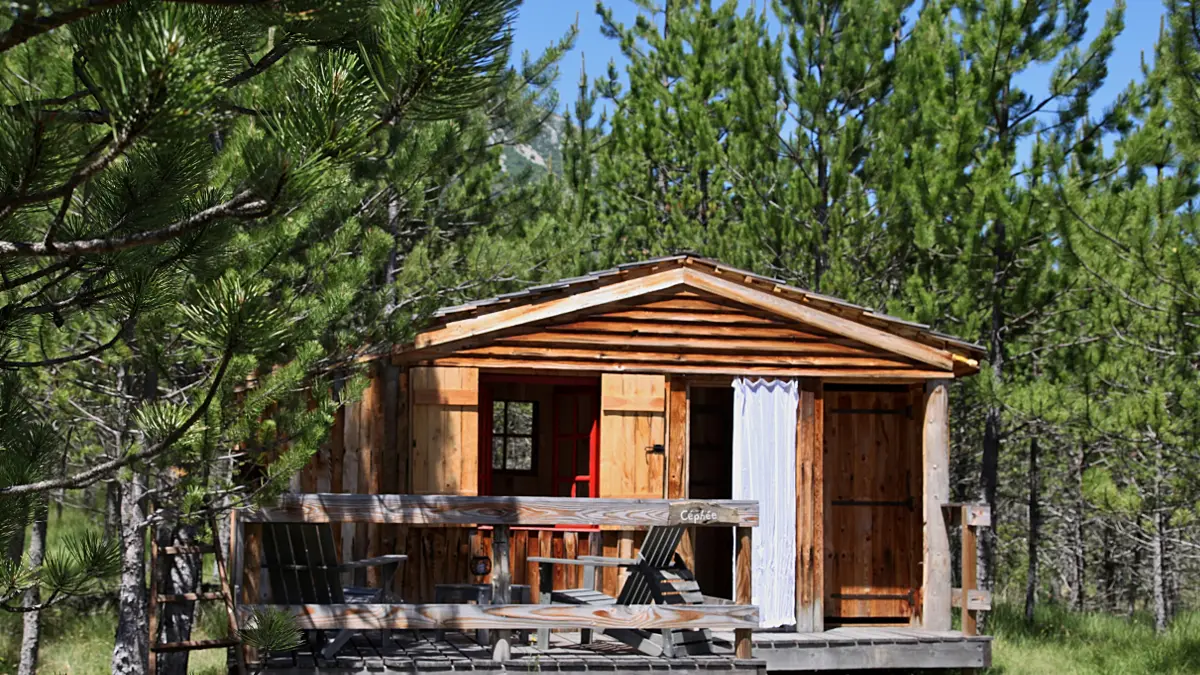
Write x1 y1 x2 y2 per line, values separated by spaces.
885 0 1125 601
0 2 564 672
590 0 779 264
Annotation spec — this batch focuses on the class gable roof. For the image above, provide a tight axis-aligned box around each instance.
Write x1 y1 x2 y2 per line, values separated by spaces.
403 256 983 375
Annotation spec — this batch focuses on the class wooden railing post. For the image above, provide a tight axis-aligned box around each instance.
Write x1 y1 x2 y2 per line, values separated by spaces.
961 505 978 635
735 525 753 658
491 524 512 660
945 503 991 636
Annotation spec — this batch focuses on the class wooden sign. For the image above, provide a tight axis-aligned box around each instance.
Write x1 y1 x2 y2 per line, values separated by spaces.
668 501 738 526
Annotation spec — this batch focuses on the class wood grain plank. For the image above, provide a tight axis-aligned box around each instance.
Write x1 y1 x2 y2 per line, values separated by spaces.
796 379 823 632
679 269 955 370
666 376 688 501
498 332 884 356
457 345 910 368
412 268 689 351
921 381 951 630
427 357 952 380
240 603 760 631
735 527 753 657
545 320 832 340
242 494 759 527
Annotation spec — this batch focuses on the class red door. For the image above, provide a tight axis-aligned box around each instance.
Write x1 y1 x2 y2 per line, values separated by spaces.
552 387 600 498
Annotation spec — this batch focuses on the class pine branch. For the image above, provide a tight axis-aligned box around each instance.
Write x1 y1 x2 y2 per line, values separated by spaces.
0 0 276 53
0 192 268 258
0 340 235 496
0 316 131 369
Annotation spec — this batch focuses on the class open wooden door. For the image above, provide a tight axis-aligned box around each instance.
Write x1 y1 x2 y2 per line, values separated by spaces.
410 366 479 495
598 373 666 499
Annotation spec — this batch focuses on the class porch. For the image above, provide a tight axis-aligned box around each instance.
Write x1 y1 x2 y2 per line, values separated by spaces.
231 494 992 674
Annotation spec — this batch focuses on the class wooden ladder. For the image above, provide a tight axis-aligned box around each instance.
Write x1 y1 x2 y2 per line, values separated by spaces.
148 514 247 675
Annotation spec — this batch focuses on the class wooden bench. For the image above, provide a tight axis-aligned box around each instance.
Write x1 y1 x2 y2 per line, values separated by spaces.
260 523 407 659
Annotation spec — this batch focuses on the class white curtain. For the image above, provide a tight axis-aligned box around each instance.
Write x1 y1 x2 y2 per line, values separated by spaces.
731 377 798 628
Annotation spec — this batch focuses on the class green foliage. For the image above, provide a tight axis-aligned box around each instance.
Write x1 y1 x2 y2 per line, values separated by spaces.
238 607 304 655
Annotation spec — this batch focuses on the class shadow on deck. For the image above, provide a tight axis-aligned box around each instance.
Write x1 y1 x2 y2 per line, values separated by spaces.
258 630 765 675
256 628 990 674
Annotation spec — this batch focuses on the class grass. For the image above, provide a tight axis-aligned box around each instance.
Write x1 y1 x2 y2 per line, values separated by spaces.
987 602 1200 674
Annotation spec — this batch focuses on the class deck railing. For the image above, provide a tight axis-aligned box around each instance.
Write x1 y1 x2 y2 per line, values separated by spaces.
233 494 760 658
943 503 992 636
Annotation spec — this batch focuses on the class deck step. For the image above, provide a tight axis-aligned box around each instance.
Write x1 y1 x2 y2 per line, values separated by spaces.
152 638 239 653
156 592 226 603
160 545 217 555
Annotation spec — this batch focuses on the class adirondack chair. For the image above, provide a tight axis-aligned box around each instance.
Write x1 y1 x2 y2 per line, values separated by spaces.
260 523 407 659
529 525 714 657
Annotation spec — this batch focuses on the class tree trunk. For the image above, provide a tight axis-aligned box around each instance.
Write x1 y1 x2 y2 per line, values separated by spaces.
17 494 48 675
1151 512 1167 634
6 524 25 563
1127 544 1140 619
156 519 201 675
1071 440 1086 611
1023 436 1039 623
1101 520 1117 611
112 471 149 675
104 479 122 545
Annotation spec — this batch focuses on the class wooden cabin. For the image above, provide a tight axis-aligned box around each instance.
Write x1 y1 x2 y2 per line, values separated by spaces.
286 255 991 671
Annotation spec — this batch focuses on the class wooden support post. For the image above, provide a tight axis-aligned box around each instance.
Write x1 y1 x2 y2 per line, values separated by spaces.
796 379 823 632
491 524 512 660
961 505 978 636
735 526 753 659
922 380 952 631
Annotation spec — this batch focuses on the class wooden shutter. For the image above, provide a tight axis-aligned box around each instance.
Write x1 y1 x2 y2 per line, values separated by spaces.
410 366 479 495
598 373 666 498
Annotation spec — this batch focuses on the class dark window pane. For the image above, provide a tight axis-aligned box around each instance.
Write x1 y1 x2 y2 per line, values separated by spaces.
508 402 534 434
507 436 533 471
576 439 590 477
492 437 505 470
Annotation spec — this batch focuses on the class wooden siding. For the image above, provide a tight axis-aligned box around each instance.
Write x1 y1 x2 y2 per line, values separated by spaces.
411 366 479 496
409 290 948 381
823 389 922 621
796 379 824 631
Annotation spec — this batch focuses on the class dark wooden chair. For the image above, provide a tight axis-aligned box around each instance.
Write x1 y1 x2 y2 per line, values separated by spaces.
260 523 407 659
530 525 713 656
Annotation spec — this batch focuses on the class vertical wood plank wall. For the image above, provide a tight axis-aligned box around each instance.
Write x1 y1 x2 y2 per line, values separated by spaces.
795 379 824 631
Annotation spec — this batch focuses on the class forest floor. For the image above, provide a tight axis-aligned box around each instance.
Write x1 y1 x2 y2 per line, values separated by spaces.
1 507 1198 674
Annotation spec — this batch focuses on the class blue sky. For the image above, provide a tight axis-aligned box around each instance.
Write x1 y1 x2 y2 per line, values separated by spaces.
509 0 1165 119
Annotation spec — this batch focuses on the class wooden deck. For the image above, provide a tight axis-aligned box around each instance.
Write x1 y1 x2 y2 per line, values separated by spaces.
256 630 765 675
255 628 989 674
739 628 992 671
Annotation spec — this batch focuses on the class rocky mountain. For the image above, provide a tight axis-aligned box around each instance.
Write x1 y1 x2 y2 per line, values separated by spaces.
499 113 565 176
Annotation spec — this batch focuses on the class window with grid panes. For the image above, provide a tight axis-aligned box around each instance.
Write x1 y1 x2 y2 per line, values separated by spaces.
491 400 536 473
